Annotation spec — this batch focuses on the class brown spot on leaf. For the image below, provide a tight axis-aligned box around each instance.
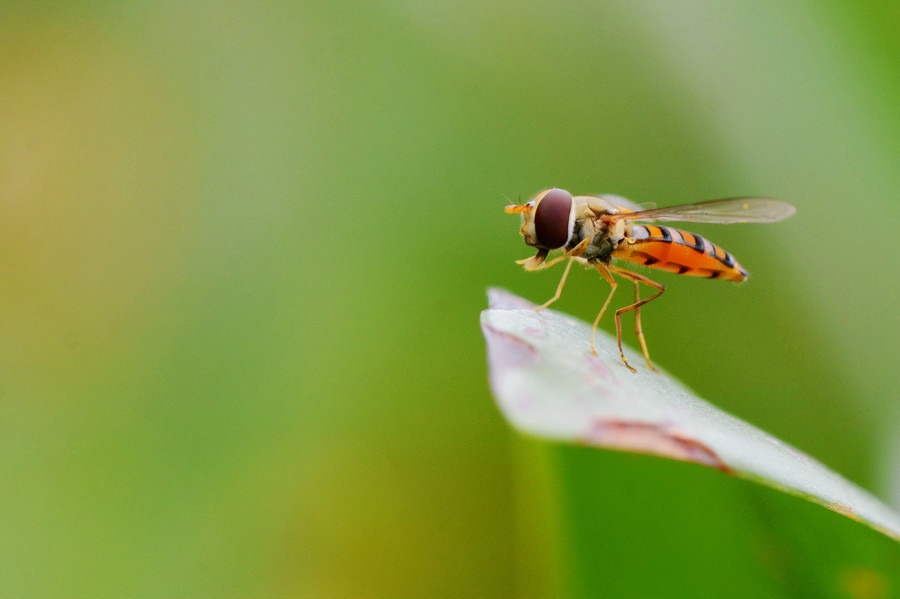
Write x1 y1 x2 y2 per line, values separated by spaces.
587 420 731 472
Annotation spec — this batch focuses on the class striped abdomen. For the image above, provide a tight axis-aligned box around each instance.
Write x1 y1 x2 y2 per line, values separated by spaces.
613 225 748 282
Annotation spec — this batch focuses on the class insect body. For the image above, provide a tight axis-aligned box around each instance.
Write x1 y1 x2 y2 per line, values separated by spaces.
616 224 747 281
505 189 796 372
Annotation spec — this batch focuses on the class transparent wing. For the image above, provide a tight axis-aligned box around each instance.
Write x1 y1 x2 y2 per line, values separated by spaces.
607 197 796 224
592 194 655 213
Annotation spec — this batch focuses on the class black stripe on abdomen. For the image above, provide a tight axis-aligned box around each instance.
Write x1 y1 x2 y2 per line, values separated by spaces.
657 226 673 242
631 250 660 266
675 229 737 269
716 247 736 268
679 231 706 253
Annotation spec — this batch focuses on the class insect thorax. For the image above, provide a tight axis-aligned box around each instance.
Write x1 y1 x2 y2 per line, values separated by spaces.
571 219 622 262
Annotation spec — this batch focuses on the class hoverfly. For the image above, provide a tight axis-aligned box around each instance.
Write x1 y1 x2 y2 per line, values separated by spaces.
505 189 796 372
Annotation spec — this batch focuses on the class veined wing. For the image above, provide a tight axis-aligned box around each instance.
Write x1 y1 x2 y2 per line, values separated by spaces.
607 197 796 224
590 194 654 213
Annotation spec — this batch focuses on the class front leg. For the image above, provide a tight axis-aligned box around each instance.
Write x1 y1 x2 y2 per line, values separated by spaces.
515 248 549 271
534 257 575 311
516 237 591 271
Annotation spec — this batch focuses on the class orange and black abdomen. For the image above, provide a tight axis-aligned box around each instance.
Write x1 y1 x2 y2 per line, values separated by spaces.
613 225 748 282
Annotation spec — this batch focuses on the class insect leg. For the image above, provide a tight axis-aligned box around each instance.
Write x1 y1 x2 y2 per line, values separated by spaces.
590 263 618 358
631 277 643 360
608 266 666 371
534 257 576 311
541 237 591 269
516 237 590 270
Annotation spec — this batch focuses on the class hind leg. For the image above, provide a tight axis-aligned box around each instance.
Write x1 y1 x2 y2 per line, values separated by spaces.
608 266 665 371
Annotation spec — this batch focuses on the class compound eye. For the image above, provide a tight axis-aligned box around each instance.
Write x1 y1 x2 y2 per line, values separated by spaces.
534 188 574 249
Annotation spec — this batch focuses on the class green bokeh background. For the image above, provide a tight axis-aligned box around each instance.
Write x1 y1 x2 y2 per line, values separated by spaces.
1 1 898 597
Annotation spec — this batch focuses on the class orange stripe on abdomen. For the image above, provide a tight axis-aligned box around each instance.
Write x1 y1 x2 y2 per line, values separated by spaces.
614 226 748 281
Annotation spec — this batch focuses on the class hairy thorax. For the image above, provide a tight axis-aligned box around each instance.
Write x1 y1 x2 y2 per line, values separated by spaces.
570 212 625 262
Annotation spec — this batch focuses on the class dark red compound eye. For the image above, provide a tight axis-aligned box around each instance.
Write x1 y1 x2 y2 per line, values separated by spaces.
533 188 573 249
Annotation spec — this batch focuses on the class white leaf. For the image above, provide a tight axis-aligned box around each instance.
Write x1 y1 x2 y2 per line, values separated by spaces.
482 288 900 542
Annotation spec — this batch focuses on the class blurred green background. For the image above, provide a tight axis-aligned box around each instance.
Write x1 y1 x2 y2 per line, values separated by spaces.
1 0 898 597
